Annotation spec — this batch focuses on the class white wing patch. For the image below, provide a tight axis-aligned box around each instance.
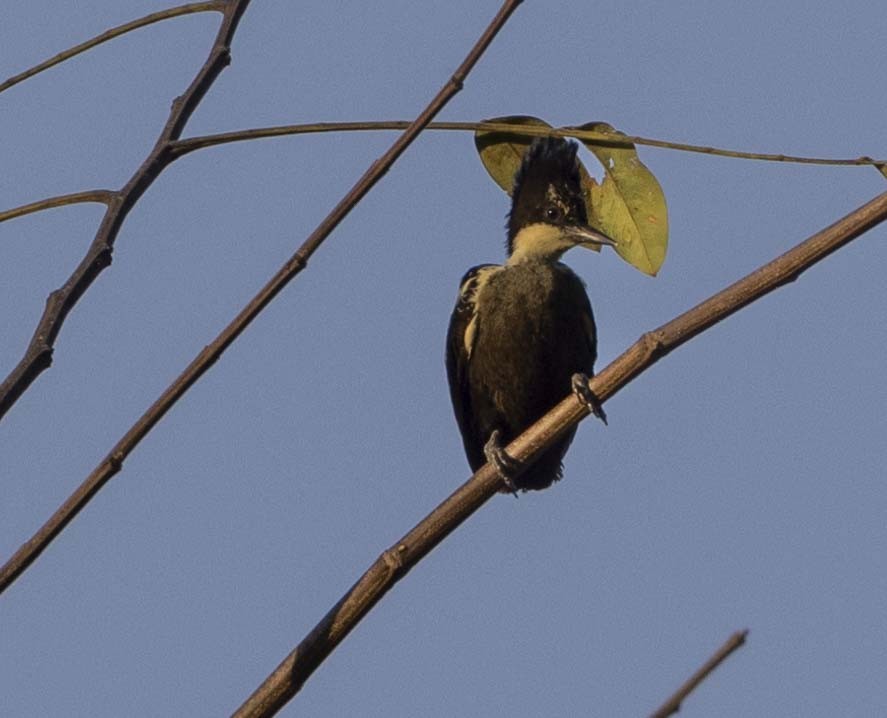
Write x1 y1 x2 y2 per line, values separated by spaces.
458 265 498 359
464 316 479 358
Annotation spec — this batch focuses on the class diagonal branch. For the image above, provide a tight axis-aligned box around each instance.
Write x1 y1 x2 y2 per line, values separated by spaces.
230 188 887 718
0 0 250 422
0 1 225 94
0 0 524 597
649 630 748 718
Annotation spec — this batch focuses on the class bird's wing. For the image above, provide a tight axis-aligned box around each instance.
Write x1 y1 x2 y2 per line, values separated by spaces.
579 292 598 370
556 263 598 370
445 264 498 469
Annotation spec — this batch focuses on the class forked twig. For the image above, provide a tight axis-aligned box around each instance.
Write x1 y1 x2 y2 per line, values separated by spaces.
0 0 249 420
0 2 224 94
0 0 524 597
649 630 748 718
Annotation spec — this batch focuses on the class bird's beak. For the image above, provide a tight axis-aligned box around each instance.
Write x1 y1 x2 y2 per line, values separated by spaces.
567 224 617 249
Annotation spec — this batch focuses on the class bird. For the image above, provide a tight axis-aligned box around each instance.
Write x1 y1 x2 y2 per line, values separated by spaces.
445 136 616 493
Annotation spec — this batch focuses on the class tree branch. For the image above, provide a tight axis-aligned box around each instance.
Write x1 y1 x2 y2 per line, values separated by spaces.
0 190 114 224
12 120 874 229
230 188 887 718
649 630 748 718
0 0 250 422
0 0 524 597
0 2 225 94
169 120 887 168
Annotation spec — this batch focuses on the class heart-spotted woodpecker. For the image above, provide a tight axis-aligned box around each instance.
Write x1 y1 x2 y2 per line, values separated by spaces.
446 136 615 493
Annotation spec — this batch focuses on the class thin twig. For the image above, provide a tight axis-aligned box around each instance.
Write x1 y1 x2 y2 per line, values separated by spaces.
9 120 875 229
170 120 887 167
0 190 115 224
231 188 887 718
649 630 749 718
0 2 224 94
0 0 523 599
0 1 250 421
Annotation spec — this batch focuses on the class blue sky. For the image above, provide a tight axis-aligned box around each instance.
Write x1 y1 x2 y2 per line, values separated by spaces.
2 2 886 716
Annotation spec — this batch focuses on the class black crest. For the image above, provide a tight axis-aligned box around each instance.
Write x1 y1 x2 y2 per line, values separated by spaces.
507 137 587 249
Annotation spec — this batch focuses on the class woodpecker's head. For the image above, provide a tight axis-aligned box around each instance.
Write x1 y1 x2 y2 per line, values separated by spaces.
506 136 615 262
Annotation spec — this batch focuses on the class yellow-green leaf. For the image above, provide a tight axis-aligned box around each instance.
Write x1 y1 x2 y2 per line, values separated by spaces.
574 122 668 276
474 116 605 252
474 116 553 194
473 117 668 272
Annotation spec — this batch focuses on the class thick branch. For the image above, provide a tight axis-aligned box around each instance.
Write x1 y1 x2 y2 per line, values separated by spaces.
0 0 523 598
169 120 887 167
231 188 887 718
649 630 748 718
0 2 224 94
0 0 250 421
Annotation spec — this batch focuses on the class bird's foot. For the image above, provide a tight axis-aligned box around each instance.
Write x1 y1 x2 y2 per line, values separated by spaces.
484 430 521 497
572 373 607 426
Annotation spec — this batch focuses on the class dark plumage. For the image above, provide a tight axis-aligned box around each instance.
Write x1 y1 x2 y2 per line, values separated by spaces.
446 137 614 491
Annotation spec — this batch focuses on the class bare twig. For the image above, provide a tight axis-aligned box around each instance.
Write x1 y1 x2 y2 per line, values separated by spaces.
170 120 887 167
231 188 887 718
0 0 250 421
12 120 873 229
0 0 524 597
0 2 224 94
649 630 748 718
0 190 114 224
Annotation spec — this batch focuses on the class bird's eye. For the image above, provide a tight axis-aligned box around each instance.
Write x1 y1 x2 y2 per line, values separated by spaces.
545 205 562 221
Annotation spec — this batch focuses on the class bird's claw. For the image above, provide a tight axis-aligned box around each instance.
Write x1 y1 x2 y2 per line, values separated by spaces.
484 430 521 497
572 373 607 426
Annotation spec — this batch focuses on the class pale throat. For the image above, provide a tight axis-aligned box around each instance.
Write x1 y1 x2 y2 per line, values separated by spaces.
507 223 569 264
